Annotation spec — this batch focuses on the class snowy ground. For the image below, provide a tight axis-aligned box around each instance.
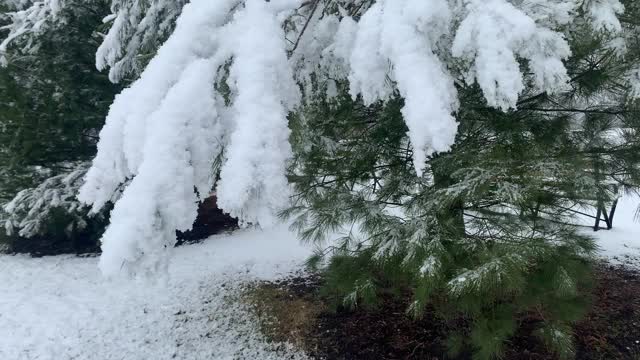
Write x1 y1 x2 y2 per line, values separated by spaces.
0 227 313 360
591 194 640 267
0 196 638 360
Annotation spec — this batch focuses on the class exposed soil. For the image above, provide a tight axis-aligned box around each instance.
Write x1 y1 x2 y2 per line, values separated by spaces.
247 263 640 359
573 264 640 360
244 275 325 348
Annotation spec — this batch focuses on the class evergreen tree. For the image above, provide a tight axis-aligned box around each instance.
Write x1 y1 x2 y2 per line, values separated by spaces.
285 3 640 358
59 0 636 280
0 0 120 250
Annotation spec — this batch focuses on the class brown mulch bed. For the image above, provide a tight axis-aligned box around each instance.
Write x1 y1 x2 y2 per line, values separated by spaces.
573 264 640 359
249 263 640 359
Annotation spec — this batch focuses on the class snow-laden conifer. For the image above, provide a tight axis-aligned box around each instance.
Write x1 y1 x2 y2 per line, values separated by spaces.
66 0 638 277
3 1 640 356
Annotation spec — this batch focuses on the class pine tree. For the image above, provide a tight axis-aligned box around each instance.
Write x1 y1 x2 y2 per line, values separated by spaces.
53 0 634 279
284 3 640 358
0 0 120 250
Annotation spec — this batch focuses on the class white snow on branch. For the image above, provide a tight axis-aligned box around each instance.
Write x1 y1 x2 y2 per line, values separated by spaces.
96 59 222 277
80 0 239 276
378 0 459 176
452 0 571 111
3 162 88 238
347 3 392 105
584 0 624 33
0 0 64 64
328 0 460 176
95 0 189 82
79 0 237 214
629 67 640 99
520 0 577 26
216 0 301 227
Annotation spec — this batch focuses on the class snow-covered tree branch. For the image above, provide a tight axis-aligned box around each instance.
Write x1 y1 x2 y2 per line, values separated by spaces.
3 162 90 238
0 0 64 64
66 0 635 276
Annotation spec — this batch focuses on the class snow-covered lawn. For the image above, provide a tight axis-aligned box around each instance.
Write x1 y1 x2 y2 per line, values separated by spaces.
0 196 638 360
592 194 640 266
0 227 312 360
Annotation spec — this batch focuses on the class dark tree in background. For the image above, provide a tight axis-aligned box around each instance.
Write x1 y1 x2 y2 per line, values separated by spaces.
0 1 121 254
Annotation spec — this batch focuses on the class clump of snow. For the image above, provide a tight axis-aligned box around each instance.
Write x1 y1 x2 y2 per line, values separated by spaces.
216 0 301 227
584 0 625 33
96 59 222 277
0 226 313 360
79 0 238 277
378 0 459 176
79 0 309 276
347 3 392 106
345 0 460 175
452 0 571 110
3 163 89 238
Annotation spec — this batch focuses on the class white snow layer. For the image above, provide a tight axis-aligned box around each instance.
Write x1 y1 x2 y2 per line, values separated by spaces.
591 194 640 267
586 0 625 32
452 0 571 110
78 0 628 277
0 227 312 360
216 0 300 227
79 0 239 276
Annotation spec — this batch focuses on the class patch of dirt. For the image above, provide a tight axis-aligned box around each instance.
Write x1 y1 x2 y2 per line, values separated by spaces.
307 296 451 360
246 264 640 359
244 275 326 348
573 264 640 360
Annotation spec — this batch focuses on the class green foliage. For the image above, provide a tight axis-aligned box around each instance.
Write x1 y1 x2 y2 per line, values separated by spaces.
285 10 640 359
0 205 109 256
0 1 120 250
0 1 119 197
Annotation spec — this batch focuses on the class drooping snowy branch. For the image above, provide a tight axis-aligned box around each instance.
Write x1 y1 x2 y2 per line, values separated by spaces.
584 0 625 33
95 0 188 82
377 0 458 176
291 0 460 176
73 0 629 276
4 162 88 238
216 0 301 227
452 0 571 110
79 0 239 276
80 0 304 276
96 59 223 276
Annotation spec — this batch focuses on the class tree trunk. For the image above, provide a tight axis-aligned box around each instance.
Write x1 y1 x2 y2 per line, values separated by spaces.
431 158 465 239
